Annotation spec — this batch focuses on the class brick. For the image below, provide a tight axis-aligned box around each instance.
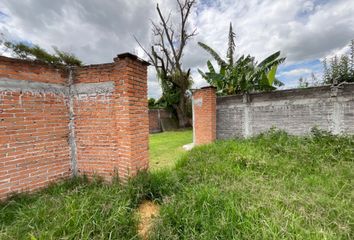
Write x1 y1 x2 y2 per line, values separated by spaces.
192 87 216 145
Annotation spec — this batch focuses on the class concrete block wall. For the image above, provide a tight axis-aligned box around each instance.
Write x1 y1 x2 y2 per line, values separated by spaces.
149 109 173 133
216 84 354 139
0 53 149 200
192 86 216 145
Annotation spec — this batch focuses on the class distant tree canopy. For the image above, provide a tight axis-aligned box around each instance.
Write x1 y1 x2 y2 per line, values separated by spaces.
297 73 321 88
148 98 157 108
297 40 354 88
2 40 82 67
148 98 167 109
323 40 354 84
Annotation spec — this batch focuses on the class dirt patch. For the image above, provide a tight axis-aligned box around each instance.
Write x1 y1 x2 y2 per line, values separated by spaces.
137 200 160 240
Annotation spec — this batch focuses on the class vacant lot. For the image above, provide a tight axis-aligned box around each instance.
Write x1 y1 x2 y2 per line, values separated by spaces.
1 130 353 239
152 130 354 239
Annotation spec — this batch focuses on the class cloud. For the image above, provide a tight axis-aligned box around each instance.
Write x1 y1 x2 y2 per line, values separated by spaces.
279 68 312 77
277 59 323 88
1 0 354 97
0 0 157 63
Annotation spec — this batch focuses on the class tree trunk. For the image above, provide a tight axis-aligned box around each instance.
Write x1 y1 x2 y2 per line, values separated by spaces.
174 94 189 128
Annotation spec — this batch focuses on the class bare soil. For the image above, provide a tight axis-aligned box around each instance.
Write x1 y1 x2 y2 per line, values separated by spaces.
137 200 160 240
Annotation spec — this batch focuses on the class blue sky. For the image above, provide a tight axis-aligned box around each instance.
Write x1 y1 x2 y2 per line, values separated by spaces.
0 10 8 22
277 59 323 87
1 0 353 97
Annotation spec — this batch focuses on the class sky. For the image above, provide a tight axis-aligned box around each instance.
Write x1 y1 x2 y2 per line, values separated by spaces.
1 0 354 98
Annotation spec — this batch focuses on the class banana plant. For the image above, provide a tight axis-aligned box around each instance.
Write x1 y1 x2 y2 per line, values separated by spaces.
198 60 227 95
198 23 285 95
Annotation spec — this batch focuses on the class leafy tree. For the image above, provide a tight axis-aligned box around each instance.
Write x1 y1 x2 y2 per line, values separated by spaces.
2 41 82 67
323 40 354 84
323 57 330 83
198 23 285 95
297 73 320 88
53 46 82 66
298 77 309 88
148 98 157 108
135 0 196 127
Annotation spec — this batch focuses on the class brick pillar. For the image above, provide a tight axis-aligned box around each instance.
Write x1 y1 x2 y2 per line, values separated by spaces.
113 53 150 179
193 86 216 145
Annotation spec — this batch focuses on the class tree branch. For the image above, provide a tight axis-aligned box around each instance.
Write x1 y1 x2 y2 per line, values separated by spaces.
156 3 181 72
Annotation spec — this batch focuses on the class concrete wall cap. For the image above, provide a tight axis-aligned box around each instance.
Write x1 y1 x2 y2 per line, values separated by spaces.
114 52 150 66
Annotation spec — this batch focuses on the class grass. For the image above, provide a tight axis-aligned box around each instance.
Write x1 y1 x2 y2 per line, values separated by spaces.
0 173 174 240
149 130 192 170
150 129 354 239
1 129 353 239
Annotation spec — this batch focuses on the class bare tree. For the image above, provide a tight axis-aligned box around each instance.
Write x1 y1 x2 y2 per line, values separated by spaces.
135 0 196 127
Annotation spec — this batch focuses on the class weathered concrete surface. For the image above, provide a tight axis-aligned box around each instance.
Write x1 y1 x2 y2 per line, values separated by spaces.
182 143 194 151
70 81 115 96
0 77 67 95
149 109 174 133
0 77 115 96
0 77 116 178
67 70 78 176
216 83 354 139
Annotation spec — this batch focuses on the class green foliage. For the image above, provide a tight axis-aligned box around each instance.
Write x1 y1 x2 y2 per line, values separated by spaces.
0 177 137 239
158 72 182 108
149 98 157 108
297 73 321 88
157 70 193 119
227 23 236 66
53 46 82 66
198 23 285 95
199 49 285 95
323 40 354 84
198 42 226 68
3 41 82 67
298 77 309 88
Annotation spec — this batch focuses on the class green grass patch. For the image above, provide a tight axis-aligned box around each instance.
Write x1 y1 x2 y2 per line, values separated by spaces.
149 130 192 170
1 129 353 239
0 172 176 240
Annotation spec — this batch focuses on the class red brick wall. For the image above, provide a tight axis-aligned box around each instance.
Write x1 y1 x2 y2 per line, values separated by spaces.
73 55 149 180
0 53 149 201
193 86 216 145
0 56 68 84
74 63 115 84
0 59 70 200
73 95 117 179
114 55 149 177
73 64 117 180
